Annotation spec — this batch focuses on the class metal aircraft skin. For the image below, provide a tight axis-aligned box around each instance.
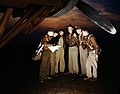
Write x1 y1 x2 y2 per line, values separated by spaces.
0 0 117 48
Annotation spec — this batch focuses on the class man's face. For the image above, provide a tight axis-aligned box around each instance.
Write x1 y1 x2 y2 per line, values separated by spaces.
76 29 82 35
59 31 64 36
68 26 73 34
82 30 89 39
53 32 58 37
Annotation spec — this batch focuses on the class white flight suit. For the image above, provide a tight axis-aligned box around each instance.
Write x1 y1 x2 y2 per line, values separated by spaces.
79 34 88 75
85 34 99 79
86 50 98 78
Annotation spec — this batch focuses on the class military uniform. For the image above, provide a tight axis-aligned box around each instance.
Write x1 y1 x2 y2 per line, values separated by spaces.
85 34 101 80
55 35 66 74
37 35 52 80
66 33 79 74
78 33 88 76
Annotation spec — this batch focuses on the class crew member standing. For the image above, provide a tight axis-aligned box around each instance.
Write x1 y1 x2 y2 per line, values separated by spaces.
66 25 79 74
55 29 66 74
83 31 101 81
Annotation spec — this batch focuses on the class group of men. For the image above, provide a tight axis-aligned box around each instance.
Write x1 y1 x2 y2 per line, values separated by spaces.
33 24 101 83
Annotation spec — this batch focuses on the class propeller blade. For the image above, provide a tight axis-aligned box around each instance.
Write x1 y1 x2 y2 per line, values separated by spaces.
52 0 79 17
76 0 116 34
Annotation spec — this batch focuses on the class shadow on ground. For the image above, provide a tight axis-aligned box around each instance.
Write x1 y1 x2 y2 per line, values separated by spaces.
15 73 119 94
0 41 120 94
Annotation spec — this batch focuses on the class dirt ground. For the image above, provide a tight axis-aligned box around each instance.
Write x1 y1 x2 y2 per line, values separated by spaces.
15 73 119 94
0 42 120 94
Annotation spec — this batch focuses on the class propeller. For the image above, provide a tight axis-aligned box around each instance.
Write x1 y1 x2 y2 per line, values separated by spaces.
52 0 116 34
76 0 116 34
52 0 79 17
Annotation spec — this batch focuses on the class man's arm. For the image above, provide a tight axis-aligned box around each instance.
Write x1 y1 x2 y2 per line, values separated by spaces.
91 36 99 54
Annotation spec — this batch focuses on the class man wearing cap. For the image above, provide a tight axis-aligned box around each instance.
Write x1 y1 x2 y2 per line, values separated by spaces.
35 28 54 82
47 29 59 76
35 28 59 82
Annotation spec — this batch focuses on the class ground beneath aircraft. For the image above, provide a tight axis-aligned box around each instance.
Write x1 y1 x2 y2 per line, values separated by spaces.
14 73 119 94
1 41 119 94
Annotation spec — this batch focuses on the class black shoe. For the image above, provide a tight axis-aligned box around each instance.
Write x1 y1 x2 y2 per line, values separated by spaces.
41 80 44 83
79 74 83 76
80 74 87 78
47 77 52 79
54 73 58 76
40 79 44 83
90 78 97 81
60 72 66 75
83 77 92 81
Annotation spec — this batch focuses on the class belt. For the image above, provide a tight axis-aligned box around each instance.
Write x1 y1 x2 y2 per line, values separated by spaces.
69 45 77 47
